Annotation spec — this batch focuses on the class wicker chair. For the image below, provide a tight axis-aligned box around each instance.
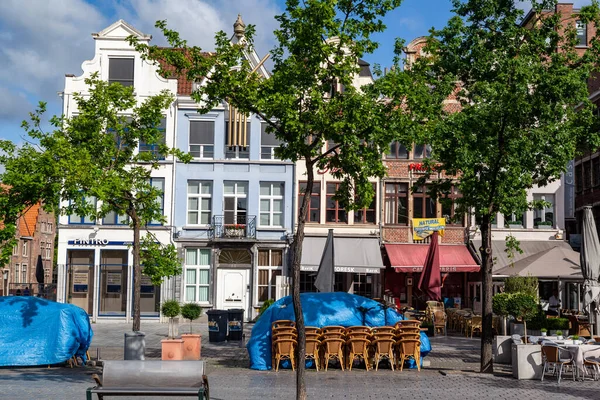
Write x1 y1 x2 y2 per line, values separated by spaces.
372 332 396 341
306 333 322 341
346 338 371 371
346 326 371 334
371 326 395 334
322 332 345 340
541 344 575 384
322 326 346 334
584 357 600 381
396 332 421 341
394 320 421 330
397 338 421 371
272 326 297 335
433 310 447 336
466 316 482 338
321 338 346 371
305 326 322 334
346 332 371 340
272 320 296 330
273 338 297 372
372 339 396 371
566 315 592 338
305 339 321 371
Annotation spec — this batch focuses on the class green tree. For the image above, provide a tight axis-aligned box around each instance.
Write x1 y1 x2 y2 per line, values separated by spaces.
504 275 539 300
0 75 190 332
399 0 600 372
507 293 538 344
130 1 427 397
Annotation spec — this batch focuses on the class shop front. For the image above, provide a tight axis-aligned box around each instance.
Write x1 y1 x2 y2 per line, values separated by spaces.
299 236 385 297
383 243 480 309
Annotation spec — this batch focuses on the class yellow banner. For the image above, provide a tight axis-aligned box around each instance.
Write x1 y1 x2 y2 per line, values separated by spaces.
412 218 446 241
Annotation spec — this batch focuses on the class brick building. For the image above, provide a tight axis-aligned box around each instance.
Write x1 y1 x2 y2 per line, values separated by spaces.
1 203 55 296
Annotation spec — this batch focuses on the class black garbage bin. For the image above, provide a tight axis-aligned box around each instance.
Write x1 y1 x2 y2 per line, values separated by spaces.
227 309 245 341
206 309 228 343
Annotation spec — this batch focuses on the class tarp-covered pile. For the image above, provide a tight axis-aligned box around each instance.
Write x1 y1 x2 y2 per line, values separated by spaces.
247 292 431 370
0 297 93 367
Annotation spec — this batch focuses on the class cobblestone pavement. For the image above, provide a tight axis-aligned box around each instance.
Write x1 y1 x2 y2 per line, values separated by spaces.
2 322 600 400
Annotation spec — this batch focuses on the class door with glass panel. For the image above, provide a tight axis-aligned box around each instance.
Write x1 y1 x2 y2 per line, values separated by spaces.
99 250 128 316
67 250 94 315
185 249 211 304
223 182 248 224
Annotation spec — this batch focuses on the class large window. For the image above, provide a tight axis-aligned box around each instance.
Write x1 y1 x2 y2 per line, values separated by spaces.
259 182 284 227
103 210 129 225
441 185 463 226
413 144 432 159
224 181 248 224
260 123 281 160
326 182 348 224
577 20 587 46
257 249 283 302
355 183 376 224
300 272 317 293
385 183 409 225
22 241 28 257
69 196 97 224
225 121 251 159
534 194 555 227
99 250 128 315
148 178 165 225
352 274 373 297
13 263 19 284
185 249 211 303
189 121 214 159
387 141 409 159
187 181 212 225
43 242 52 260
413 186 437 219
299 182 321 223
108 58 134 87
139 118 166 160
21 264 27 284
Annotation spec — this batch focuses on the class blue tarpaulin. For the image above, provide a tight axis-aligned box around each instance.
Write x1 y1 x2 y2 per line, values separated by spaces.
247 292 431 370
0 296 93 367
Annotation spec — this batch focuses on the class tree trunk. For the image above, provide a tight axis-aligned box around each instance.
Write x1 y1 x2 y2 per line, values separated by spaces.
523 319 527 345
131 213 142 332
479 214 494 373
289 160 314 400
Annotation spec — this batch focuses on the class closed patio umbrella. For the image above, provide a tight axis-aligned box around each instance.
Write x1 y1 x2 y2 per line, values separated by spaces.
315 229 335 293
35 254 44 297
580 206 600 335
418 231 442 301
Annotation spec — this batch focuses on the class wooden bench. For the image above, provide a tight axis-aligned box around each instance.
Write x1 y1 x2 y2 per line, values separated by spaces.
86 360 209 399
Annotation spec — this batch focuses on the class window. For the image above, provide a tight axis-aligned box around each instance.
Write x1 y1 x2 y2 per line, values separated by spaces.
413 186 437 219
259 182 284 227
223 181 248 224
441 185 463 225
593 158 600 187
22 241 28 257
260 123 282 160
139 118 166 160
300 272 317 293
41 221 47 233
12 243 18 256
108 58 134 87
355 183 376 224
14 264 19 284
189 121 214 159
326 183 348 224
44 242 52 260
47 222 53 233
385 183 409 225
413 144 432 159
148 178 165 225
352 274 373 297
577 20 587 46
99 250 128 315
187 181 212 225
225 121 251 159
584 160 592 189
387 141 409 159
257 249 283 302
103 210 129 225
576 163 583 193
185 249 211 303
534 194 555 227
299 182 321 223
21 264 27 283
69 196 97 224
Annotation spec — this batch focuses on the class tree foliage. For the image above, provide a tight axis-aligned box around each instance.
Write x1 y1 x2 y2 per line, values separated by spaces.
492 292 511 317
390 0 600 372
0 75 190 332
504 275 539 300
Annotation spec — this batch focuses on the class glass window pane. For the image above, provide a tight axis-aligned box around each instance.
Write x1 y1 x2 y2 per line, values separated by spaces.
199 249 210 265
186 268 197 284
273 199 282 212
258 286 268 302
188 182 199 194
200 212 210 224
260 199 270 212
185 286 196 302
186 249 197 265
258 250 270 266
224 182 235 194
188 198 199 211
188 212 198 225
260 214 270 226
201 182 211 195
258 270 269 285
198 270 210 285
272 250 283 266
198 287 209 302
260 183 271 196
201 198 211 210
273 183 284 196
237 182 248 195
273 213 282 226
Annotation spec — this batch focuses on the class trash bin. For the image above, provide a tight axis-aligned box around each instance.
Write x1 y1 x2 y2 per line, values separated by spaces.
206 310 228 342
227 309 245 341
124 331 146 360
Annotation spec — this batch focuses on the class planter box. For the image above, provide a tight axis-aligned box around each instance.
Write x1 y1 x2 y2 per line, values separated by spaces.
511 344 543 380
507 224 523 229
535 225 553 230
161 339 184 361
181 333 201 360
494 335 512 364
549 330 569 337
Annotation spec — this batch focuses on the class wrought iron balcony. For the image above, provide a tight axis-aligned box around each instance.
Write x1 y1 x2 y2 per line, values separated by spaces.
211 215 256 239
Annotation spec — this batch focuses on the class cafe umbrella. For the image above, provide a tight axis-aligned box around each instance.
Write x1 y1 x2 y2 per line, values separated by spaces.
580 206 600 335
35 254 44 296
418 231 442 301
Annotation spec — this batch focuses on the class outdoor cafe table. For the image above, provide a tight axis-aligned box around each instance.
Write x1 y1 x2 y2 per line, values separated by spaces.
564 344 600 378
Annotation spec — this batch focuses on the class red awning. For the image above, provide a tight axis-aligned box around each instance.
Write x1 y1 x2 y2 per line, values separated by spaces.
384 244 480 273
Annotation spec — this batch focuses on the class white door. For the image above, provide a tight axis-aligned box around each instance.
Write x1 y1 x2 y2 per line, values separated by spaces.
217 269 250 321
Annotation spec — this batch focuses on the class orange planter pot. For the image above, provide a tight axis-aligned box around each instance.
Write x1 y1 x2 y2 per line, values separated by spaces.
181 333 201 360
161 339 184 360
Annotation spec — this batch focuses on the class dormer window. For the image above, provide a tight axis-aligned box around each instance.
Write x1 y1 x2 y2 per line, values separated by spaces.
109 58 134 87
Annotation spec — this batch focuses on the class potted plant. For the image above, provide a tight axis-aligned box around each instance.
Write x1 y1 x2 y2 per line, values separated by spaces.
540 328 547 337
535 221 553 229
180 303 203 360
571 334 581 344
161 300 184 360
493 293 514 364
507 293 538 344
506 220 523 229
556 330 563 340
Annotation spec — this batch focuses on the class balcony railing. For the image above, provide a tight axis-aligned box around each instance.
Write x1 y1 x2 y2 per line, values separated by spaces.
211 215 256 239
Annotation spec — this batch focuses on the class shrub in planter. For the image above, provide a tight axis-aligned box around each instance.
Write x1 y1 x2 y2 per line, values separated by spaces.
504 276 539 300
181 303 203 334
556 330 564 339
492 293 512 335
507 293 538 344
540 328 547 337
180 303 203 360
161 300 181 339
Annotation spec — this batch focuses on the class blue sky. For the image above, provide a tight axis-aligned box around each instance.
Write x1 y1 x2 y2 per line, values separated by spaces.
0 0 590 144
